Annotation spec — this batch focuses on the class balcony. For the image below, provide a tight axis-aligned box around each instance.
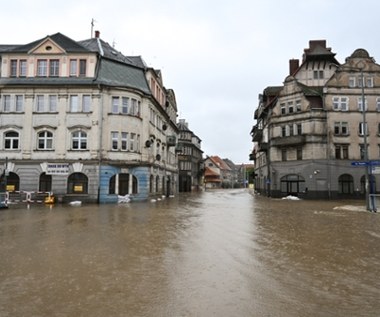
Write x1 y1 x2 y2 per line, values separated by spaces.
258 142 268 152
251 125 263 142
271 135 306 147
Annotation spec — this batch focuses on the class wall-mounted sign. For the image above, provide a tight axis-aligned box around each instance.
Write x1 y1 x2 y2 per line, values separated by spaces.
46 163 70 175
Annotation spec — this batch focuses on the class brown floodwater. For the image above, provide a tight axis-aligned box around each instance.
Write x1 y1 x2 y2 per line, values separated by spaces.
0 189 379 317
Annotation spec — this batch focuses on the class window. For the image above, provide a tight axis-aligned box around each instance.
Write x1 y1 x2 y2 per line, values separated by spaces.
72 131 87 150
378 123 380 136
82 95 91 112
112 97 119 113
121 132 128 150
36 95 45 112
297 124 302 135
338 174 354 194
288 102 294 113
111 132 119 150
281 126 286 137
37 60 48 76
280 103 286 115
3 95 11 112
122 97 129 114
289 124 294 136
70 95 79 112
19 60 27 77
49 60 59 77
10 60 17 77
130 133 135 151
358 97 368 112
69 60 77 76
15 95 23 112
359 122 368 136
49 95 57 112
335 145 349 159
4 131 19 149
281 148 287 161
67 172 88 194
366 77 374 88
38 131 53 150
334 122 349 135
131 98 140 116
377 98 380 112
296 100 301 112
349 77 356 88
296 147 302 160
313 70 324 79
333 97 348 111
79 59 86 76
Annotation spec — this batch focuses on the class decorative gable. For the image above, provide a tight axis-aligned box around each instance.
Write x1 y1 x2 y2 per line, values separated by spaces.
29 38 66 55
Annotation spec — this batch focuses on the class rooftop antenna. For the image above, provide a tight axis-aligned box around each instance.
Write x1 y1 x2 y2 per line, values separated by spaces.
91 18 97 38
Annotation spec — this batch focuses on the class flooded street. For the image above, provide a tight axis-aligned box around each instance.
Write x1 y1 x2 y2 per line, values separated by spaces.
0 189 379 317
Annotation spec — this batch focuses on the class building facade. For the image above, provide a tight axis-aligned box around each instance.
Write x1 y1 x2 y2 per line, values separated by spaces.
0 31 179 203
251 40 380 200
177 119 203 192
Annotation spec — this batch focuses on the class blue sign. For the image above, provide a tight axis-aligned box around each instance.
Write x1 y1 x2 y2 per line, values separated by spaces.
351 160 380 167
351 161 369 166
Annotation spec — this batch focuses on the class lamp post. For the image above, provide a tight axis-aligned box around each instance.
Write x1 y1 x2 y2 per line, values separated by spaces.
360 69 371 211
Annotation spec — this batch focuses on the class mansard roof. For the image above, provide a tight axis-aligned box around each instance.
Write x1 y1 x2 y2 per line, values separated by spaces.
95 58 150 94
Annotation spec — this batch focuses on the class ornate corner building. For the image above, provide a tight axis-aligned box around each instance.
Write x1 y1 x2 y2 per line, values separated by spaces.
0 31 180 203
250 40 380 199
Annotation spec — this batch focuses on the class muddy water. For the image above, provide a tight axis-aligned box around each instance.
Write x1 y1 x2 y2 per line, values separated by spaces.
0 189 379 317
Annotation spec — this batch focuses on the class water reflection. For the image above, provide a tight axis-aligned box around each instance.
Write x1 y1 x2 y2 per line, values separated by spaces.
0 190 379 317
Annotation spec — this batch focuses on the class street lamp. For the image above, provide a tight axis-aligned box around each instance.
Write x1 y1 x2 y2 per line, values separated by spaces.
359 69 371 211
333 63 372 211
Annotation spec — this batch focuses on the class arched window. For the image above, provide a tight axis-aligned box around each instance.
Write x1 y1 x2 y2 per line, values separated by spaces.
4 131 19 149
38 131 53 150
360 174 377 194
71 130 87 150
39 172 52 192
280 174 305 195
0 172 20 191
132 175 138 194
338 174 354 194
67 172 88 194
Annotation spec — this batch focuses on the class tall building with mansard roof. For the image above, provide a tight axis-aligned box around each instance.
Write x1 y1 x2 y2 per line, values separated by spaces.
250 40 380 201
0 31 179 203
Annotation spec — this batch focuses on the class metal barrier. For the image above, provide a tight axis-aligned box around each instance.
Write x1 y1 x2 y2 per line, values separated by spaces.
6 191 53 204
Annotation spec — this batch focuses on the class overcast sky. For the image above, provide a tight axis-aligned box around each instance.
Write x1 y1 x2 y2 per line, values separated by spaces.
1 0 380 163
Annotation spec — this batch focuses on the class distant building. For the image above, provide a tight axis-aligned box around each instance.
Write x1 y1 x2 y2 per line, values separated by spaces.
177 119 203 192
250 40 380 200
0 31 179 203
203 156 233 188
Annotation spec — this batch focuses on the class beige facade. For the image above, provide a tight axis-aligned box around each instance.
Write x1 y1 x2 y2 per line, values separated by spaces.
251 40 379 202
0 32 179 203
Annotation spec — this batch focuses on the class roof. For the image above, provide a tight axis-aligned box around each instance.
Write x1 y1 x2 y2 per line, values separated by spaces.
7 33 89 53
95 59 150 93
209 156 232 171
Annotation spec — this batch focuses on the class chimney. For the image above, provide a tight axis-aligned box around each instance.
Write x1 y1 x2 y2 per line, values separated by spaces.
289 59 299 76
95 30 100 38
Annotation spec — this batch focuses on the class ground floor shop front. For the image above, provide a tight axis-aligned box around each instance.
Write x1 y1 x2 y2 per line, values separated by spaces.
0 160 178 204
